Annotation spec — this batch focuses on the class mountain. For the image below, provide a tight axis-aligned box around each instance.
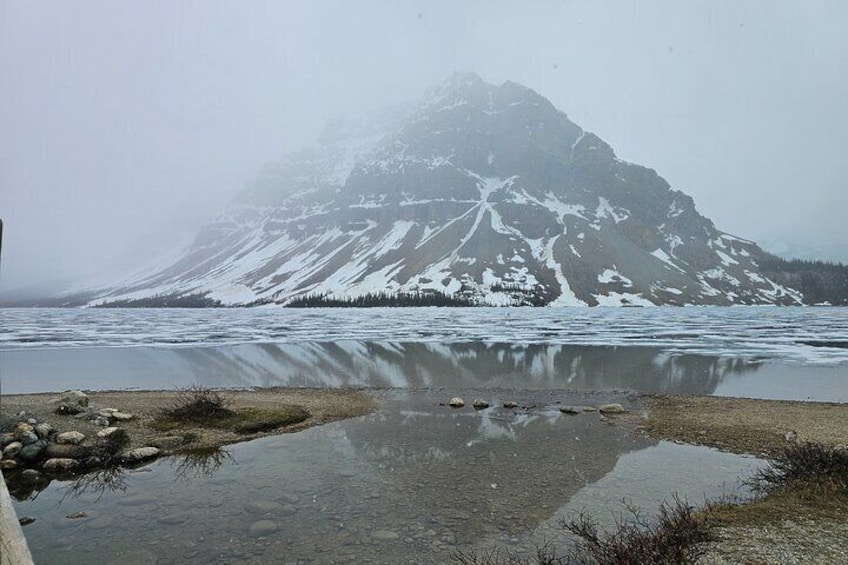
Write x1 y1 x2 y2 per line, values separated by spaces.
83 73 820 307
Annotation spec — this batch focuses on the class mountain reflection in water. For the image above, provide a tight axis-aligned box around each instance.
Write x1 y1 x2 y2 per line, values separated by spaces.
8 390 762 564
1 341 760 395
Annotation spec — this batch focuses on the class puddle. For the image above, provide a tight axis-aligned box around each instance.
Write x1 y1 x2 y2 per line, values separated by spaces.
9 390 764 564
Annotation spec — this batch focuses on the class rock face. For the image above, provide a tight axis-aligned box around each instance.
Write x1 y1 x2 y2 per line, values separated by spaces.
87 72 805 307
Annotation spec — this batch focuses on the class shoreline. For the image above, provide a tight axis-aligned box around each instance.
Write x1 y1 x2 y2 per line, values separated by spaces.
2 388 846 563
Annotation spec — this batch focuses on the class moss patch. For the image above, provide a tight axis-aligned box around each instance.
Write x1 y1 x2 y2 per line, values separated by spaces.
151 405 310 435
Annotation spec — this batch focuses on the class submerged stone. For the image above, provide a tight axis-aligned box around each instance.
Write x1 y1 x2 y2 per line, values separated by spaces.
248 519 279 537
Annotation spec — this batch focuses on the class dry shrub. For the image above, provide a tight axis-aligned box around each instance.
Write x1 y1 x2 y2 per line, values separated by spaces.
162 385 233 423
750 442 848 496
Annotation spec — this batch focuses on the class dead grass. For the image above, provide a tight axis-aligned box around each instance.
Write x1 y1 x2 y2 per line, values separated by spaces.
152 404 310 435
635 394 848 456
1 387 376 454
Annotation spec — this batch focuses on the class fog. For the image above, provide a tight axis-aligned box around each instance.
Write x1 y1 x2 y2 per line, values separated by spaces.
1 1 846 293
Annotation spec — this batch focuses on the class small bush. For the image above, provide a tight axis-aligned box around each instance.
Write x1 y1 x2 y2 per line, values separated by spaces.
162 386 233 424
453 497 713 565
560 496 713 564
749 442 848 494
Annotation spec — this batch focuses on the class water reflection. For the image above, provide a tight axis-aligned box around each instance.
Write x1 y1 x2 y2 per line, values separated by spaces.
10 391 760 565
2 341 763 395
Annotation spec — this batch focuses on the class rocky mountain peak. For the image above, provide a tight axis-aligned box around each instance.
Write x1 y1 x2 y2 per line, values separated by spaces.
89 74 810 307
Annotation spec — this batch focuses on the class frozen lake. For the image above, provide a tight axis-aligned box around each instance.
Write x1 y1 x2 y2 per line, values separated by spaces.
2 306 846 563
2 306 847 400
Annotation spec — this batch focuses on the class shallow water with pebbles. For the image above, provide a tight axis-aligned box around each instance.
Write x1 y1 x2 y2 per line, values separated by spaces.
10 390 763 565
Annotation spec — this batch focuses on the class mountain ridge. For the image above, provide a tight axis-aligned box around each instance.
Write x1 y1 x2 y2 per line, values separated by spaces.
46 73 847 307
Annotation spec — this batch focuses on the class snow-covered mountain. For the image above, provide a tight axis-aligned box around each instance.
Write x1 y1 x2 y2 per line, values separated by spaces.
91 73 805 307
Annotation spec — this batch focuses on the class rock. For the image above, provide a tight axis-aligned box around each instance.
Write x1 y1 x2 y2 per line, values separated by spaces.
472 399 490 410
19 431 39 445
503 401 518 409
150 436 184 450
54 403 85 416
96 427 120 438
21 469 42 481
43 458 79 472
1 432 16 448
34 423 54 439
19 516 35 526
559 406 581 415
120 447 160 463
448 397 465 408
15 423 34 437
44 443 91 459
582 406 598 412
372 530 400 541
244 500 283 514
248 520 279 537
110 412 133 421
3 441 23 459
598 403 626 414
66 512 88 519
0 459 17 470
18 439 48 462
56 390 89 408
56 431 86 445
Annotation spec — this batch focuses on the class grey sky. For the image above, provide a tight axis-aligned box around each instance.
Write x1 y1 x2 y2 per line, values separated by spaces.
1 1 846 292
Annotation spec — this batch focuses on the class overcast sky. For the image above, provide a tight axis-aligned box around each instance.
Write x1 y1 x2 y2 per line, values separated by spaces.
1 1 846 292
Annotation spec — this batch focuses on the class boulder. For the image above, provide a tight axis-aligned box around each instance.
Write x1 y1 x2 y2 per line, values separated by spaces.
15 423 34 437
43 458 79 472
34 423 54 439
19 431 39 445
44 443 91 460
56 390 89 408
598 403 626 414
448 397 465 408
18 439 48 463
0 460 17 470
0 432 16 448
503 401 518 409
3 441 23 459
472 399 490 410
559 406 581 415
56 431 86 445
